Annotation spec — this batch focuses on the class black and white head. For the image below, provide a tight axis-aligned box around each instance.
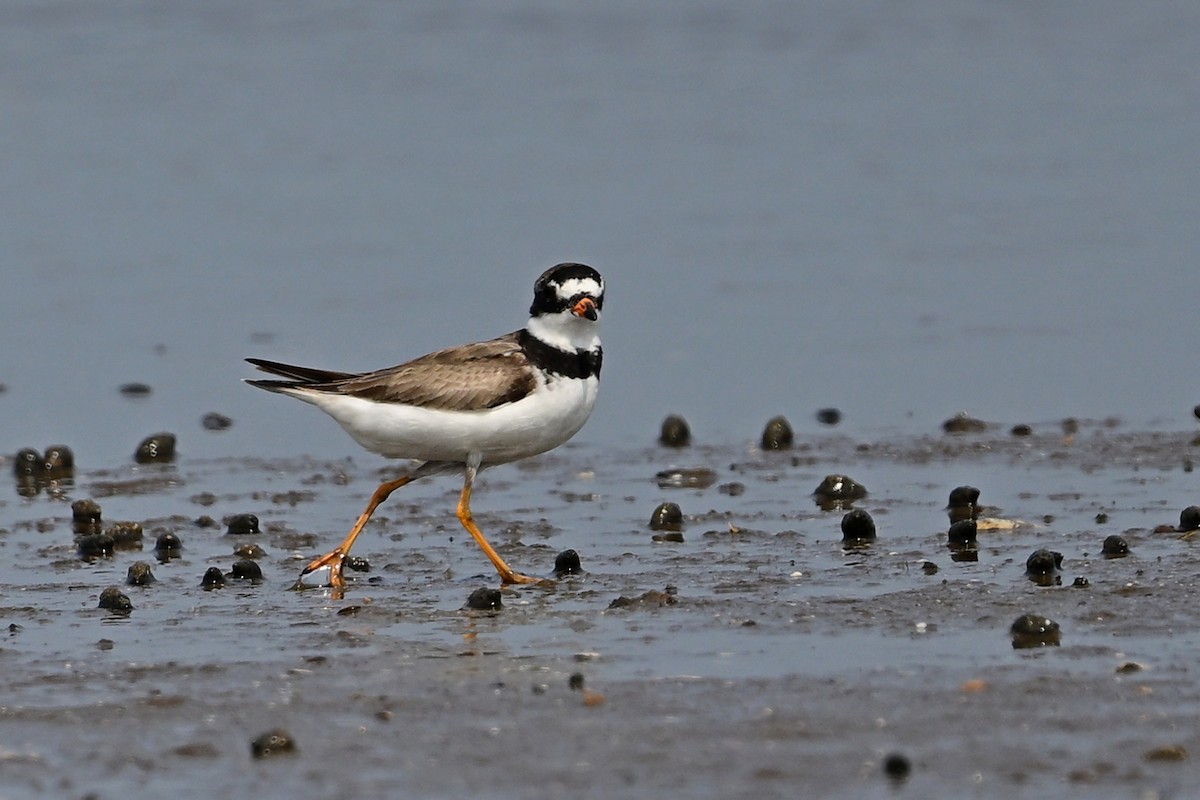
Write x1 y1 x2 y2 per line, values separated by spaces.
526 263 604 350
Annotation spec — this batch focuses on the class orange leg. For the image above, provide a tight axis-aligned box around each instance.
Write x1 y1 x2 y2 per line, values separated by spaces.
456 462 540 585
300 474 415 590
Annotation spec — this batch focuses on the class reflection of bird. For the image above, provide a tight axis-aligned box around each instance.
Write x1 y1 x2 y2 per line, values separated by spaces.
246 263 604 590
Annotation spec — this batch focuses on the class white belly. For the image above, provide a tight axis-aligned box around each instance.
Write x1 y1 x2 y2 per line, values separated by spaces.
294 373 599 465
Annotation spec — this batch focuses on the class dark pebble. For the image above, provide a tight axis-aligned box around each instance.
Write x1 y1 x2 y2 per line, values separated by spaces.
135 432 177 464
126 561 156 586
1010 614 1061 649
1072 576 1090 588
649 501 684 531
921 561 939 575
195 515 218 528
1178 506 1200 532
943 412 988 434
72 498 102 525
554 549 583 577
651 531 685 543
947 519 977 543
229 559 263 581
816 408 842 426
233 543 267 559
201 412 233 431
201 567 227 589
154 532 183 552
225 513 260 535
77 533 115 558
250 729 297 759
760 415 794 450
1102 534 1130 557
1025 549 1063 576
106 521 144 547
119 382 153 397
465 587 502 611
42 444 74 478
812 474 868 506
883 752 911 780
345 556 371 573
568 672 586 691
840 509 876 541
1095 511 1109 524
12 448 41 477
98 586 133 613
1010 423 1032 437
658 415 691 448
655 467 718 490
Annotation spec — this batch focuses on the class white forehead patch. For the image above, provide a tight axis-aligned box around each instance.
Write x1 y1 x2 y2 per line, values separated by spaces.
554 276 604 301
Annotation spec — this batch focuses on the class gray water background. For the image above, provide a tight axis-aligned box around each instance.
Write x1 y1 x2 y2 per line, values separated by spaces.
2 0 1198 462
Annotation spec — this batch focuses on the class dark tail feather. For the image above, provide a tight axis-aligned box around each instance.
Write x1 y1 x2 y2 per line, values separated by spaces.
245 358 354 384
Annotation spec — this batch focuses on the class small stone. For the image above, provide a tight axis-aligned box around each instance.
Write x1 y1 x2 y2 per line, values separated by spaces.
135 432 176 464
568 672 586 691
119 382 153 397
250 729 297 759
201 567 227 589
1010 423 1033 437
1177 506 1200 532
648 502 684 531
840 509 876 541
77 533 116 558
1010 614 1061 648
225 513 260 535
815 408 841 426
465 587 502 610
71 498 102 525
921 561 939 575
651 531 685 543
1061 417 1080 435
658 415 691 448
943 412 988 434
229 559 263 581
1025 549 1063 576
812 474 867 506
947 520 978 543
201 412 233 431
126 561 156 586
41 445 74 478
106 521 144 547
232 543 266 559
155 532 183 552
345 556 370 573
1072 576 1090 588
98 586 133 613
1102 534 1129 557
12 448 41 477
554 549 583 577
1095 511 1109 524
882 752 911 780
760 416 794 450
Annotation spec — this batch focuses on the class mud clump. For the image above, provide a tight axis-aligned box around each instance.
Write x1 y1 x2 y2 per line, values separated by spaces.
201 567 227 590
107 521 144 548
98 586 133 614
812 474 867 510
1010 614 1061 649
943 412 988 434
465 587 502 611
225 513 260 535
77 533 116 559
649 502 684 532
658 414 691 448
608 587 678 610
126 561 156 586
135 432 176 464
72 498 103 532
760 415 794 450
233 543 267 560
816 408 841 426
119 382 152 397
201 412 233 431
251 729 297 759
840 509 876 542
554 549 583 577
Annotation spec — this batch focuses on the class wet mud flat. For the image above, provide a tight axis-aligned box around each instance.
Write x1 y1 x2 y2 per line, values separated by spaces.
3 422 1200 799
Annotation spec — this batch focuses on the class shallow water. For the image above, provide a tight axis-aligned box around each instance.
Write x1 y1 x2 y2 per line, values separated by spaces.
3 1 1200 797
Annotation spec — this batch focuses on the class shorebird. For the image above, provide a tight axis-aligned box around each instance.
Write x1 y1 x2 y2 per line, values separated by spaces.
246 263 603 590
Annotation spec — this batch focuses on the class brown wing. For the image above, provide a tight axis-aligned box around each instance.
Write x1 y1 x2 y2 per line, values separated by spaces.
283 331 538 412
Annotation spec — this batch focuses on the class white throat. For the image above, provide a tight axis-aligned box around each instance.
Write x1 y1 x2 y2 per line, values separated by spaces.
526 311 601 353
